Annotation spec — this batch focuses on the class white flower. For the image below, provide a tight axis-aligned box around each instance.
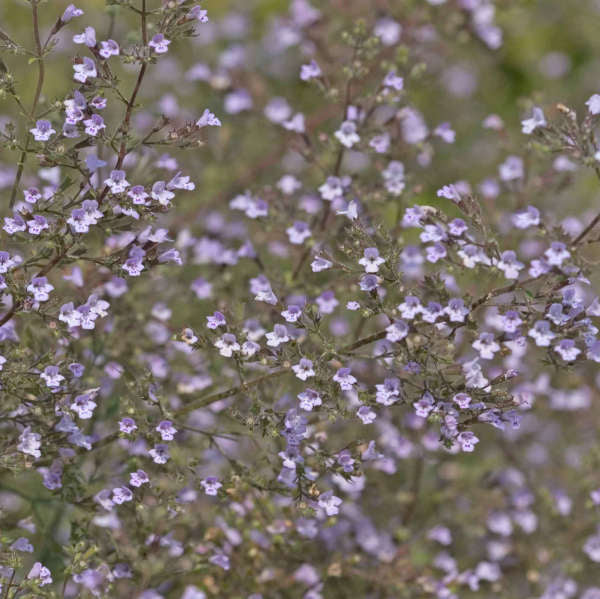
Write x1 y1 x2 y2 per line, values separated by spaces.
521 106 546 134
334 120 360 148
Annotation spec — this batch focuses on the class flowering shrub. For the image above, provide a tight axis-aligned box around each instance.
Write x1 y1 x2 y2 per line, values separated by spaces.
2 0 600 597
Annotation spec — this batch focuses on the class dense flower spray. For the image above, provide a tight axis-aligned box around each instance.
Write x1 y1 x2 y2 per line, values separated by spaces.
1 0 600 598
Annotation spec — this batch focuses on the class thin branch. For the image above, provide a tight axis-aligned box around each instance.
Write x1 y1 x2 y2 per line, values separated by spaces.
9 0 46 208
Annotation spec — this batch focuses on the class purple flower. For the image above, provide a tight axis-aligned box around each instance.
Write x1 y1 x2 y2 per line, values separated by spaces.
214 333 240 357
383 69 404 91
83 114 106 136
112 486 133 504
317 491 342 516
156 420 177 441
282 304 302 323
375 377 401 406
69 362 85 377
104 170 130 193
300 60 321 81
149 444 170 464
286 221 311 244
473 332 500 360
512 205 540 229
453 393 472 409
422 301 443 323
413 391 435 418
359 247 386 273
30 119 56 142
334 120 360 148
495 250 524 279
445 298 469 323
386 319 409 342
209 553 230 570
27 276 54 302
28 562 53 586
457 431 479 452
554 338 581 362
188 5 209 22
206 311 226 329
23 187 41 204
382 161 405 195
149 33 171 54
266 324 290 347
586 94 600 115
337 450 355 473
298 388 322 411
18 427 41 459
357 405 377 424
11 537 34 552
434 122 456 143
70 393 97 419
119 418 137 434
99 39 120 59
224 89 253 114
333 367 356 391
73 57 97 83
369 132 390 153
27 214 49 235
130 469 149 487
311 255 333 272
521 106 546 134
201 477 222 496
62 4 84 22
73 26 96 47
545 241 570 266
292 358 315 381
359 274 380 292
499 155 524 181
196 108 221 127
39 460 63 490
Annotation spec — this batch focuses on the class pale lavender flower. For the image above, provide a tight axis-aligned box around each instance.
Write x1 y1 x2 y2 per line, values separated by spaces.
30 120 56 142
149 444 170 464
357 405 376 424
112 486 133 504
386 319 409 342
266 324 290 347
99 39 120 59
18 427 41 459
311 255 333 272
71 393 97 419
300 60 321 81
62 4 84 22
292 358 315 381
196 108 221 127
73 26 96 47
73 57 97 83
130 470 149 487
27 562 53 586
286 221 311 244
149 33 171 53
156 420 177 441
359 247 385 273
554 338 581 362
119 418 137 434
521 106 546 134
334 120 360 148
214 333 240 357
333 367 356 391
298 388 322 411
27 276 54 302
318 491 342 516
201 477 222 496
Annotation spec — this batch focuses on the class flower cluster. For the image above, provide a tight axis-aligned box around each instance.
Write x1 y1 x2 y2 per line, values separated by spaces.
2 1 600 598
